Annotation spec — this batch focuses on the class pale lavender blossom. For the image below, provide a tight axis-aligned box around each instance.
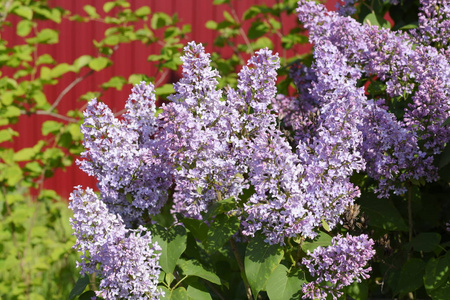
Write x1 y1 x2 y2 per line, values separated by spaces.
302 234 375 300
69 186 163 300
78 82 171 223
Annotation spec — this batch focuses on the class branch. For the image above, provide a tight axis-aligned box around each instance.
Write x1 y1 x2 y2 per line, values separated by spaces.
48 69 95 112
28 110 79 123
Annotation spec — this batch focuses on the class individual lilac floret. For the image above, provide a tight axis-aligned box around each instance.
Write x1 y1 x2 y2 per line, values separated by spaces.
78 82 171 223
69 186 163 300
302 234 375 300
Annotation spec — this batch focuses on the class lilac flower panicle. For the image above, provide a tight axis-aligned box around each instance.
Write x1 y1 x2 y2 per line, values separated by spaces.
412 0 450 59
302 234 375 300
297 0 450 197
78 82 171 223
69 186 163 300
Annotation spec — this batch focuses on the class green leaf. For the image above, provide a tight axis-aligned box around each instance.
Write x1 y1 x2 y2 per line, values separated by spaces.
187 284 213 300
135 6 151 18
439 143 450 169
69 275 90 300
73 55 92 71
182 218 208 242
24 161 42 174
205 214 240 253
424 254 450 291
151 224 187 274
88 57 110 71
396 258 426 294
363 13 391 29
253 37 273 50
2 106 21 118
36 54 55 65
83 5 99 18
14 6 33 20
101 76 127 91
443 116 450 126
17 20 33 37
245 232 284 298
346 280 369 300
13 147 35 161
42 120 63 135
128 74 151 84
178 259 221 285
428 282 450 300
205 20 217 30
301 231 332 253
223 11 235 24
247 21 270 40
155 84 175 96
151 12 172 29
50 63 73 78
29 28 59 44
1 91 13 105
213 0 230 4
204 197 236 220
79 291 96 300
266 265 306 300
0 129 18 143
410 233 441 252
103 2 116 13
161 287 188 300
103 35 120 46
359 195 408 231
34 90 48 109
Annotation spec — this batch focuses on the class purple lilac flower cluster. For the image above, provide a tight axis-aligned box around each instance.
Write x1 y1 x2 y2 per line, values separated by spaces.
297 0 450 197
153 42 247 218
78 82 172 223
302 234 375 300
412 0 450 59
336 0 399 16
69 187 163 300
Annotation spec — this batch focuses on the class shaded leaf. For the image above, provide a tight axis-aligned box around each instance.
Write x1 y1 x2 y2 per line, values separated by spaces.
178 258 221 285
245 232 284 298
266 265 305 300
396 258 426 294
424 254 450 291
151 225 187 274
410 233 441 252
205 214 240 253
68 275 89 300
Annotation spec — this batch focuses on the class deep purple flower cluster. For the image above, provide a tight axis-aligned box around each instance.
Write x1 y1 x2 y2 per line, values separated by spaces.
69 187 163 300
302 234 375 300
297 0 450 197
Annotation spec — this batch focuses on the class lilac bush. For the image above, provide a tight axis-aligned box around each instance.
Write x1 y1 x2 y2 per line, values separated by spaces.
68 0 450 299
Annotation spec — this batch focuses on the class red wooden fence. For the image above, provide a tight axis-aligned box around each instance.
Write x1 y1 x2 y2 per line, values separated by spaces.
7 0 338 198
